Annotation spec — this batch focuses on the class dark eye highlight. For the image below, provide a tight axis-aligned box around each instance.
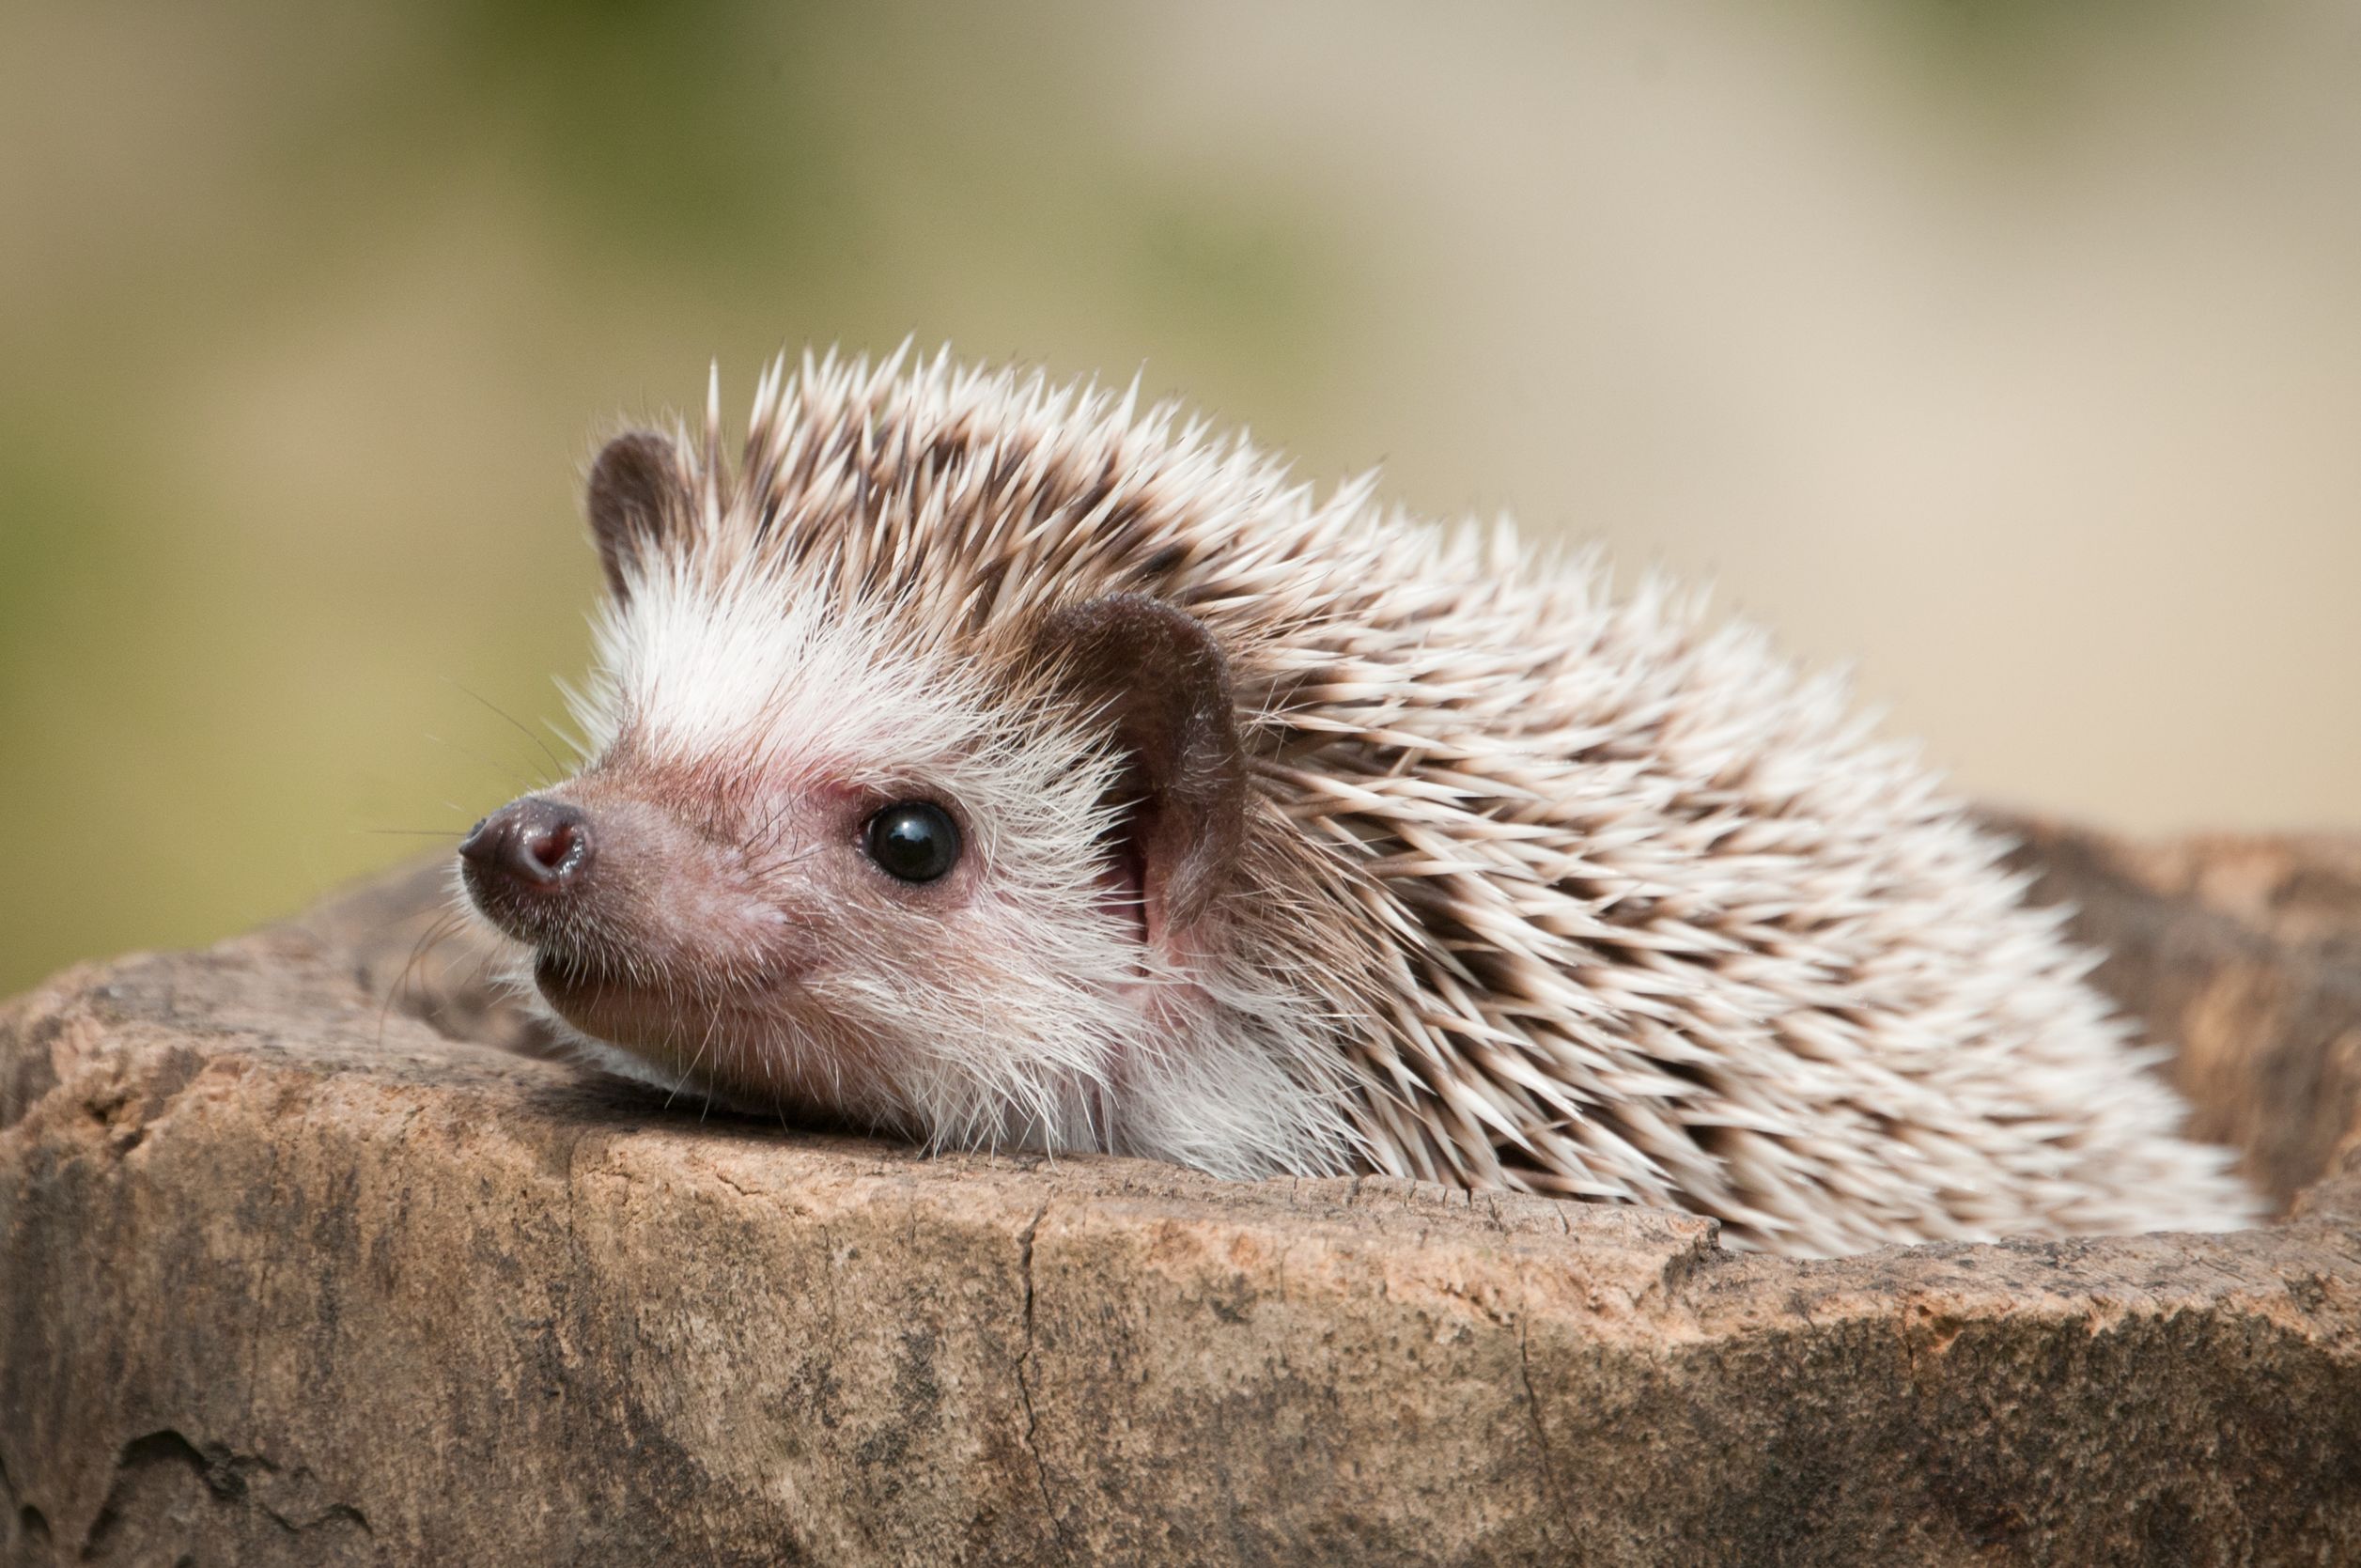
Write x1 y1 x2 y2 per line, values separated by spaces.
862 801 962 883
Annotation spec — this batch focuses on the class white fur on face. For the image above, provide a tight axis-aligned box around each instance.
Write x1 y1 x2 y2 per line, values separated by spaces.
552 552 1359 1178
579 555 989 786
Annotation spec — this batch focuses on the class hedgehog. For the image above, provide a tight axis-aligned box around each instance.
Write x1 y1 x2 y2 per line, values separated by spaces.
455 348 2259 1256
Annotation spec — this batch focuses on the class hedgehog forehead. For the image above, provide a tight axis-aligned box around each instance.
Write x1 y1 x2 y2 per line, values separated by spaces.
581 559 998 786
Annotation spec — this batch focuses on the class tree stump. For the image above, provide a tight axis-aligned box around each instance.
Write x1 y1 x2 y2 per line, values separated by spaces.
4 818 2358 1565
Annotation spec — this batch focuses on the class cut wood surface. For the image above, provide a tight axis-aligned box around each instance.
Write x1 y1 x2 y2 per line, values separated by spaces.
4 818 2359 1566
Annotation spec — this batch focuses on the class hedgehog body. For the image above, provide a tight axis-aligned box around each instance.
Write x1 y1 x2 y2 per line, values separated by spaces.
456 349 2258 1255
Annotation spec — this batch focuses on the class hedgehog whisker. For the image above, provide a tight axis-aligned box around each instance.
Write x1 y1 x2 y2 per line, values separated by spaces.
423 732 549 797
375 908 472 1051
444 676 570 780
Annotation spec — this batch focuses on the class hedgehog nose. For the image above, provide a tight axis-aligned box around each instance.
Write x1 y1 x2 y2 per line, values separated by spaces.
460 799 593 891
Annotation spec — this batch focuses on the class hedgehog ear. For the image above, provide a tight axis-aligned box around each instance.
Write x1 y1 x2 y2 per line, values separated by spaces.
586 431 691 602
1035 595 1247 938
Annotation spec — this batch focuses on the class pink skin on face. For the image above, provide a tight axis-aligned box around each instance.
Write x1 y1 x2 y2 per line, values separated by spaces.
465 751 1048 1118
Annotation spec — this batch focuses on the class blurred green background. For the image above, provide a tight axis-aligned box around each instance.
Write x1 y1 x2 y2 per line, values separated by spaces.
4 0 2357 996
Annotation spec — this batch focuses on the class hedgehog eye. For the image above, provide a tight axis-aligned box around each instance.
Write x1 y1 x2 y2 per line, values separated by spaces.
862 801 962 883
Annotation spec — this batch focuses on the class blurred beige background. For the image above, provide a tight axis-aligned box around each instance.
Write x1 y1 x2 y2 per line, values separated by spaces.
3 0 2356 997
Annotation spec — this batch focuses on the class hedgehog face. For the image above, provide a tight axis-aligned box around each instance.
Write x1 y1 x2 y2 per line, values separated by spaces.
462 587 1144 1141
461 740 1124 1138
458 427 1281 1157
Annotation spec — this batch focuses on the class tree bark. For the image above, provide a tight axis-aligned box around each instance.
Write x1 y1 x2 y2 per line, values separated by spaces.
4 819 2358 1566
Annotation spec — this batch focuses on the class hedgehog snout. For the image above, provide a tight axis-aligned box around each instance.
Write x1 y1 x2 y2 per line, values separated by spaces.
461 781 818 986
459 796 596 941
450 798 637 968
463 797 592 886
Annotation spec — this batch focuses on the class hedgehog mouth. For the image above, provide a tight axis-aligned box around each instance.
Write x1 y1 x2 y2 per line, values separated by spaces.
529 948 878 1114
531 951 642 1032
530 950 744 1052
